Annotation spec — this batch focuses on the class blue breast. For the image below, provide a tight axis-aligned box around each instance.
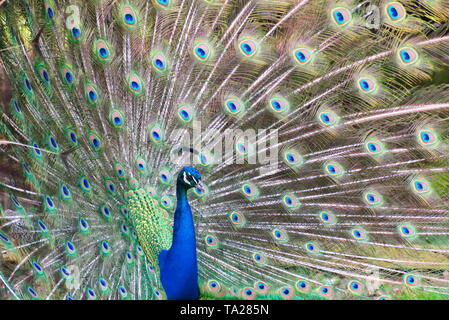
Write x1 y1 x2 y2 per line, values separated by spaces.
159 183 199 300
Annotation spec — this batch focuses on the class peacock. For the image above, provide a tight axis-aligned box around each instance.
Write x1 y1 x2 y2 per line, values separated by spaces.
2 0 449 301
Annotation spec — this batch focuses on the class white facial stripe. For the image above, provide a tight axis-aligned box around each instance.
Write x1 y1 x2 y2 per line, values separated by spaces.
183 172 190 184
191 176 198 185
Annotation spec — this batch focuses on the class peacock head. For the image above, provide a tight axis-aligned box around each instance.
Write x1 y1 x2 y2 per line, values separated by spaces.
178 166 204 191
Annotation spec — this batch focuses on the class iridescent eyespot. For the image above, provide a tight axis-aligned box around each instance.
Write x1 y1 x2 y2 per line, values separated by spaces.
120 223 129 236
136 245 144 257
205 235 219 248
71 26 81 40
101 240 111 256
385 2 406 22
229 287 240 296
241 183 259 200
229 211 246 227
238 38 258 58
159 169 172 185
147 186 156 198
127 72 144 95
193 43 212 62
38 220 48 234
122 5 138 27
98 278 109 292
79 218 89 233
236 141 249 155
351 227 368 241
120 206 129 219
242 287 256 300
125 252 133 265
331 7 352 27
147 264 156 274
272 228 288 243
194 183 208 197
79 177 91 193
136 157 147 172
27 287 39 299
252 252 266 265
417 128 438 147
110 109 125 129
60 184 71 200
60 266 70 279
319 211 337 225
254 281 269 295
22 162 31 177
398 47 418 65
66 129 78 146
365 139 385 156
411 177 431 195
10 99 21 115
206 280 225 297
358 77 377 94
154 0 172 9
22 75 32 93
33 261 44 275
11 194 21 208
85 83 98 106
324 161 344 178
105 180 116 194
86 288 97 300
268 96 289 116
89 132 102 151
347 280 364 295
31 143 41 158
160 196 173 210
114 162 126 179
279 286 294 300
36 64 50 84
296 280 311 293
95 39 113 63
294 47 313 65
282 193 300 210
47 135 59 152
44 1 55 21
305 242 320 254
318 285 334 299
66 241 77 257
152 52 168 73
283 150 303 167
128 177 139 190
177 105 194 123
318 109 338 126
149 123 165 144
224 96 245 116
398 223 417 239
404 273 420 287
377 295 391 300
206 280 219 291
198 152 213 167
100 204 112 221
44 195 55 212
61 64 74 86
363 190 383 207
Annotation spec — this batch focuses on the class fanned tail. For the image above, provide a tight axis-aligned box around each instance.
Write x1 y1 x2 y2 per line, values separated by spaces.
1 0 449 300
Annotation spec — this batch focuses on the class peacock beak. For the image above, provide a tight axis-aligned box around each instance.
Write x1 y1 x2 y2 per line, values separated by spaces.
195 180 205 192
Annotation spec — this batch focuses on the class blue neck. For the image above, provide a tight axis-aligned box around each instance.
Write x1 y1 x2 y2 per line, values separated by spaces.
172 181 196 247
159 180 199 300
